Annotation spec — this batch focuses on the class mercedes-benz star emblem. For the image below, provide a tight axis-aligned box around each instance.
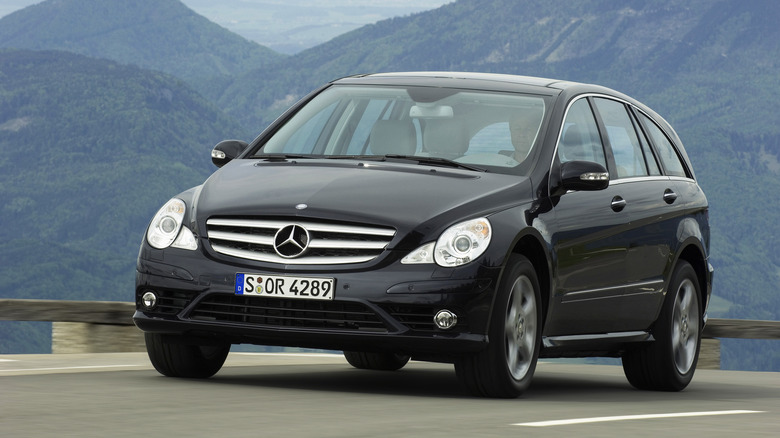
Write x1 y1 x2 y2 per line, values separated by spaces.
273 224 310 258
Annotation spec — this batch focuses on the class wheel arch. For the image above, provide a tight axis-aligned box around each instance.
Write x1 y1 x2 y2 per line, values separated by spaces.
510 233 551 324
673 241 711 319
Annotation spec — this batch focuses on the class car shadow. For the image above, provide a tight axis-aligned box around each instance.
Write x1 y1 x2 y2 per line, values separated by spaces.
196 361 640 400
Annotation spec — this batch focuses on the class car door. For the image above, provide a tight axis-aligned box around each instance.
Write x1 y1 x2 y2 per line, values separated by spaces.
545 97 634 336
634 110 708 318
590 98 681 331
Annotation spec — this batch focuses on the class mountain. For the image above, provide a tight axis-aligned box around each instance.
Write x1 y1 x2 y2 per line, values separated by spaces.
0 49 248 352
220 0 780 130
0 0 284 82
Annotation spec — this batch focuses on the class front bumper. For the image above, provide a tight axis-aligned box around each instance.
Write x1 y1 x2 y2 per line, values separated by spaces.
133 246 500 358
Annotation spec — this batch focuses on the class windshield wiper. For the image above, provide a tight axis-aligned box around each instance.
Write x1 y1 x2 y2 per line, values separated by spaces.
253 153 312 161
258 154 486 172
382 154 487 172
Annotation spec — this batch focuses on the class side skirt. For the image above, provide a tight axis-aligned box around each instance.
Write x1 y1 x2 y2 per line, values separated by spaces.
540 331 653 358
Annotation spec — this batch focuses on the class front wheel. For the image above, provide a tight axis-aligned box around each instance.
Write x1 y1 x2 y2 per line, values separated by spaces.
145 333 230 378
622 261 702 391
455 254 541 398
343 351 410 371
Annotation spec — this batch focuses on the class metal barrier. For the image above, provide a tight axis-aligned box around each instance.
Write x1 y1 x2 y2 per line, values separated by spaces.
2 299 779 367
0 299 141 353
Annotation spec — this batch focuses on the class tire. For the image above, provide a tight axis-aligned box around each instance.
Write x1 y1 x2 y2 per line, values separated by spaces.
455 254 541 398
343 351 410 371
145 332 230 379
622 261 701 391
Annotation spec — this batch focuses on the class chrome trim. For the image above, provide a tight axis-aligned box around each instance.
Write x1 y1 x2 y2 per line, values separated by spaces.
207 218 396 237
208 230 273 246
608 176 671 185
562 280 663 298
210 243 378 265
608 175 696 185
209 231 388 250
273 224 311 258
206 218 396 265
308 240 389 250
668 175 697 183
610 198 627 209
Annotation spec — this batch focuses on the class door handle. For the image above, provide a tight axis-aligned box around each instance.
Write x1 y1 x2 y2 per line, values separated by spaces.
663 189 678 204
611 196 626 212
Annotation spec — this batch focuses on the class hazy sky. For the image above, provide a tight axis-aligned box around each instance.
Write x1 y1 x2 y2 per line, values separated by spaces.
0 0 454 53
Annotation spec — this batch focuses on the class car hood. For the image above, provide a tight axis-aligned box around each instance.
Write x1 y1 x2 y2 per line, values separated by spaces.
195 159 532 247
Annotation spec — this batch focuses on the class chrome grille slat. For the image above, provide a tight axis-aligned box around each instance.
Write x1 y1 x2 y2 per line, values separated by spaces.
207 218 396 237
208 230 274 246
210 244 378 264
207 217 396 265
307 239 389 250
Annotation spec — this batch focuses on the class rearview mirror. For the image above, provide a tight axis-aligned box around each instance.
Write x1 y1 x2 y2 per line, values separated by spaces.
409 105 454 118
211 140 248 168
555 160 609 194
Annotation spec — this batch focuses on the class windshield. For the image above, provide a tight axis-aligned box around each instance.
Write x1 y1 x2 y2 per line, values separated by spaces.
255 85 550 175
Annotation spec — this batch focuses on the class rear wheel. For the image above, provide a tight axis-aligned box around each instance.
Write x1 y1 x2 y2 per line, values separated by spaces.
343 351 410 371
622 261 701 391
455 254 541 398
145 333 230 378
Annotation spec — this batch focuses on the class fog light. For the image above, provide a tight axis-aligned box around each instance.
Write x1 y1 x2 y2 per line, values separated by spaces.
141 291 158 310
434 310 458 330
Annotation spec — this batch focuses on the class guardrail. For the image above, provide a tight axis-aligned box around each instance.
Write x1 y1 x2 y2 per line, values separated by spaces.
0 299 141 354
2 299 779 368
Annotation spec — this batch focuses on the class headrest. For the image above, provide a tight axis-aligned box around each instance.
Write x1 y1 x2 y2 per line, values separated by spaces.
423 119 468 158
369 120 417 156
559 125 584 161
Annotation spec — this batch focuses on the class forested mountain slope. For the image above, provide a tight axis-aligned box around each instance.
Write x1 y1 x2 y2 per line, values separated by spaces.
0 0 284 82
222 0 780 133
0 49 248 352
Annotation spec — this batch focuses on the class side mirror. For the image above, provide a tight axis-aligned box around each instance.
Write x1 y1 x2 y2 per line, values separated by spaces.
554 160 609 195
211 140 248 168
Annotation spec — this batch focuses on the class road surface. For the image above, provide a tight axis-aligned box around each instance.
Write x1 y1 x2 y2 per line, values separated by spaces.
2 352 777 437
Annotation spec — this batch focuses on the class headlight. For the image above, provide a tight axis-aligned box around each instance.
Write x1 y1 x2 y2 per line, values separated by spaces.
402 218 491 267
146 198 197 250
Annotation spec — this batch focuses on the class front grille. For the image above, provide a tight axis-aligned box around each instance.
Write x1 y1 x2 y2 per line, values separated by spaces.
188 294 388 332
206 217 395 265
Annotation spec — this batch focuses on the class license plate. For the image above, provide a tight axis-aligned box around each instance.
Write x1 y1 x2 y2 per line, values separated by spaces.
235 273 335 300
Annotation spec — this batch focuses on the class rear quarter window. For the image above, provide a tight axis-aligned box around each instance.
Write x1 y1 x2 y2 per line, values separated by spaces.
639 113 688 178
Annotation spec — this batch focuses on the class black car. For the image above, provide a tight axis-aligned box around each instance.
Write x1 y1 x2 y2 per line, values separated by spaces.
134 72 712 397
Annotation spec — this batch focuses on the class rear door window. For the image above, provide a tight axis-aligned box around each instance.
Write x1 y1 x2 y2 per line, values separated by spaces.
593 98 649 178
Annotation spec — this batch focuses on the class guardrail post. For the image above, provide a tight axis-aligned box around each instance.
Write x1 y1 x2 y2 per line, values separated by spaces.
697 338 721 370
52 322 145 354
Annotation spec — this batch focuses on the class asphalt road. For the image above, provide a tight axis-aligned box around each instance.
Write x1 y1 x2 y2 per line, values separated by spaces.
2 352 777 437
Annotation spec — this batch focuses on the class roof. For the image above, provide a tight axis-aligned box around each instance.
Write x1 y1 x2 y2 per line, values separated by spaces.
334 71 582 94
